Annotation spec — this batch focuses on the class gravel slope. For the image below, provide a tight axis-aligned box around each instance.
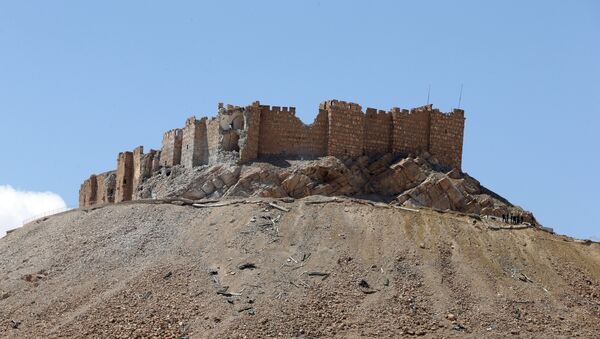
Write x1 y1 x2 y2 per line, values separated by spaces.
1 198 599 338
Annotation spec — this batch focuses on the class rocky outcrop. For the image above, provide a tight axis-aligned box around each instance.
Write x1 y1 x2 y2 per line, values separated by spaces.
136 153 535 223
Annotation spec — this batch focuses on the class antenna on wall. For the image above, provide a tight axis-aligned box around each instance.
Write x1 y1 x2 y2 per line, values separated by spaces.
427 85 431 105
458 84 464 108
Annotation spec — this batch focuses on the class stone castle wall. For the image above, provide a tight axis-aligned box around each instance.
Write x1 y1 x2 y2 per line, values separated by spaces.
257 105 328 158
159 129 182 167
79 174 97 207
364 108 392 156
326 101 365 157
95 171 116 204
132 146 159 200
391 106 431 156
206 118 221 164
79 171 117 207
181 117 208 168
79 99 465 207
115 151 133 203
239 103 262 163
429 109 465 170
132 146 144 196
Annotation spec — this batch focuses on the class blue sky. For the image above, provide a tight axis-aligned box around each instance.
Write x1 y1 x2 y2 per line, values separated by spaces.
0 1 598 239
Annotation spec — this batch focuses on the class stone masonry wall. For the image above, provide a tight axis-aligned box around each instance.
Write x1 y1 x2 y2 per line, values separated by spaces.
364 108 392 156
140 150 158 181
79 171 116 207
131 147 158 200
152 152 161 173
206 118 221 164
182 117 208 168
325 100 365 157
160 129 183 167
258 105 328 158
95 171 116 204
239 102 261 163
132 146 143 196
391 106 431 156
115 151 133 203
429 109 465 169
79 175 97 207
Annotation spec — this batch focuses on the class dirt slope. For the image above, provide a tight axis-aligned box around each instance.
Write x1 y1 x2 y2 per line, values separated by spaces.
1 198 599 338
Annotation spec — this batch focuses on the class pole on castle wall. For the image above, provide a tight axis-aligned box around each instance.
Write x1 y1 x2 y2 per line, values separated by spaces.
427 85 431 105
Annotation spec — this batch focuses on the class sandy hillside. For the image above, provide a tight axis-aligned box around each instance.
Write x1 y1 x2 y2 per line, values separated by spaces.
1 197 599 338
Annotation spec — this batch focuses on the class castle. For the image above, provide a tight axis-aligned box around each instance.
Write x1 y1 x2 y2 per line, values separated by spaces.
79 99 465 207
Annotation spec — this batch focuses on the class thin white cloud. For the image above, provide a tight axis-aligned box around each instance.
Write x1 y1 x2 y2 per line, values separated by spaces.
0 185 67 237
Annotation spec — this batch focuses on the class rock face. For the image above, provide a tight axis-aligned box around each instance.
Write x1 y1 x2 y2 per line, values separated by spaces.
137 153 535 223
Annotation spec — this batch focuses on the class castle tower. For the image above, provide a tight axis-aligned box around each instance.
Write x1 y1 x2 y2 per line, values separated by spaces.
115 151 133 202
160 129 183 167
181 117 208 168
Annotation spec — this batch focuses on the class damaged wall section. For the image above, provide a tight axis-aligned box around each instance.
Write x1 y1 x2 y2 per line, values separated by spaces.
239 102 262 164
79 171 116 207
258 103 328 158
132 146 159 200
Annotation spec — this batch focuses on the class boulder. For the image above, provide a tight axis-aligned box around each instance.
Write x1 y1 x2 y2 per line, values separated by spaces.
212 177 225 190
201 181 216 195
463 198 481 215
282 174 312 198
220 170 238 187
438 177 465 209
427 184 451 211
367 153 393 174
396 158 426 183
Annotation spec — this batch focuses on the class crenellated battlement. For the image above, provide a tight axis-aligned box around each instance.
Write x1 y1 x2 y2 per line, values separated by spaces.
79 99 465 207
163 128 183 138
365 108 389 116
263 105 296 114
